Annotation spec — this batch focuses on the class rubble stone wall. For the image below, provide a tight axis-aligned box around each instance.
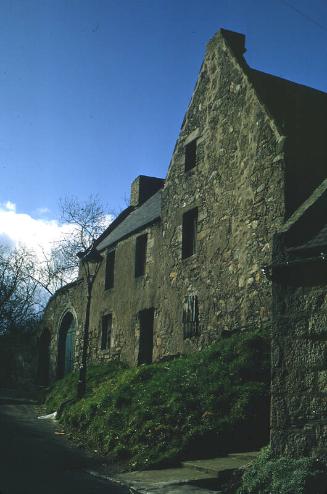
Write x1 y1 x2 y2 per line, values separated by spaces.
88 222 162 366
42 280 86 381
271 261 327 457
42 32 287 376
156 32 286 357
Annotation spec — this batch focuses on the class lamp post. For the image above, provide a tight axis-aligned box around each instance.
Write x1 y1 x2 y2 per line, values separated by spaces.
76 245 103 399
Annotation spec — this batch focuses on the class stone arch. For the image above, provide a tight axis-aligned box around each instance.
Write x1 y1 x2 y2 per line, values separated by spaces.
37 328 51 386
57 311 77 379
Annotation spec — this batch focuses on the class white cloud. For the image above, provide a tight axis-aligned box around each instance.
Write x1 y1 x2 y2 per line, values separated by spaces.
36 207 50 216
3 200 16 212
0 201 73 258
0 201 114 264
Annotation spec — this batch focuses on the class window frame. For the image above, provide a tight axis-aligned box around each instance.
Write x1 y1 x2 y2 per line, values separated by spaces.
182 295 199 339
182 207 198 259
101 313 112 351
184 138 197 172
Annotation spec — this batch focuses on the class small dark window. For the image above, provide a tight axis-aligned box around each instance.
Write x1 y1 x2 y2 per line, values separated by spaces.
182 208 198 259
101 314 112 350
185 139 197 172
105 250 115 289
135 234 148 278
182 295 199 338
138 308 154 365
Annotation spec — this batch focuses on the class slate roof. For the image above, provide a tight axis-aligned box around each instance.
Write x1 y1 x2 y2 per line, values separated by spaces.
280 178 327 235
278 178 327 255
250 68 327 137
288 224 327 254
96 190 162 251
300 224 327 251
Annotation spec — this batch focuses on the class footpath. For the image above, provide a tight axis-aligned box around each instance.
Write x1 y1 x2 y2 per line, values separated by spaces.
1 388 258 494
88 452 259 493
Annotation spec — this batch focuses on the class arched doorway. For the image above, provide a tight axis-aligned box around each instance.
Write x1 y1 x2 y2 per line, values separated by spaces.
57 312 76 379
37 328 51 386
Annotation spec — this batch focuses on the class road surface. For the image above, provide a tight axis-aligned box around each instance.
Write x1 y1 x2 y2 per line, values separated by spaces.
0 390 130 494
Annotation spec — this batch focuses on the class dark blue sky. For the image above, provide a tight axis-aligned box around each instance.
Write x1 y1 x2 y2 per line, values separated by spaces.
0 0 326 219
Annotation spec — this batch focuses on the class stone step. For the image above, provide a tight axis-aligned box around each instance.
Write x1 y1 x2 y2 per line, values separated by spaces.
181 451 259 475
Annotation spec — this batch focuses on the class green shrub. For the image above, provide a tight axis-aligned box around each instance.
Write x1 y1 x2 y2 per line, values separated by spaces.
46 327 270 469
238 446 327 494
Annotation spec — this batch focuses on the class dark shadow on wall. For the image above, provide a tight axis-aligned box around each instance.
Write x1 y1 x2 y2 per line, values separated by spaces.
57 312 76 380
36 328 51 386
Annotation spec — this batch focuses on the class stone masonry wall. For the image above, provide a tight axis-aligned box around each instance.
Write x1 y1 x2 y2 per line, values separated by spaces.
43 30 295 381
42 280 86 382
43 221 162 379
271 262 327 457
156 31 286 357
88 222 162 367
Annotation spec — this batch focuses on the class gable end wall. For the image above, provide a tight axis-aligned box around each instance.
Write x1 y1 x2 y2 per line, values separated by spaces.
157 32 286 356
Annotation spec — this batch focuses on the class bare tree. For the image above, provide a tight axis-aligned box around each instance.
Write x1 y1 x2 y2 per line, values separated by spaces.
11 196 113 300
30 246 67 296
0 244 40 334
45 195 111 292
0 195 111 334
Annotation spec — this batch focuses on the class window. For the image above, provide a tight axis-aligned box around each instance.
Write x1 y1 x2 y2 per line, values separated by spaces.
182 208 198 259
135 234 148 278
105 250 115 289
182 295 199 338
101 314 112 350
138 308 154 365
184 139 197 172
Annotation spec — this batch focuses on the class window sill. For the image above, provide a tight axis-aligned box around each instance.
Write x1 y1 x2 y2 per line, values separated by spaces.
184 166 197 177
182 253 197 261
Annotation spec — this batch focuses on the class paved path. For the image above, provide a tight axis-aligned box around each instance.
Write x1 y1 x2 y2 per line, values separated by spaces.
0 391 129 494
111 452 259 494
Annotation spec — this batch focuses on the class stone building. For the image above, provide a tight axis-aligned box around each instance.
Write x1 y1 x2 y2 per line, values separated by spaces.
271 179 327 457
41 28 327 457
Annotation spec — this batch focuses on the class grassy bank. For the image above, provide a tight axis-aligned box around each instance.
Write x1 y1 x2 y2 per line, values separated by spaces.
46 327 270 469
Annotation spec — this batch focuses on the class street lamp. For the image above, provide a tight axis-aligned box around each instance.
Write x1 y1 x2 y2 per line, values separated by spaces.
76 244 103 399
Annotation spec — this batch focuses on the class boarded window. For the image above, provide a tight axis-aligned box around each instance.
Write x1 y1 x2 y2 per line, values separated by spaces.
182 295 199 338
101 314 112 350
105 250 115 289
135 234 148 278
185 139 197 172
182 208 198 259
138 308 154 365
